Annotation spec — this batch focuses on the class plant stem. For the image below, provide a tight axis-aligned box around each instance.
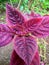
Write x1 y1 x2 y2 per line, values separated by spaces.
10 0 13 7
17 0 21 9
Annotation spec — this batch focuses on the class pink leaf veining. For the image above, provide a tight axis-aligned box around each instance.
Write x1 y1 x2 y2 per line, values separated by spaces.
23 15 42 33
32 16 49 38
0 24 14 47
6 4 24 26
14 36 37 65
10 50 40 65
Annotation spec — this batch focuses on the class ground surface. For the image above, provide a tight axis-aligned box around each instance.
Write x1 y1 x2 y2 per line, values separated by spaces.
0 43 13 65
0 12 13 65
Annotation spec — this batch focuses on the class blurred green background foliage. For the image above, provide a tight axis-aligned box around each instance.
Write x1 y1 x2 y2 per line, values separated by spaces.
0 0 49 15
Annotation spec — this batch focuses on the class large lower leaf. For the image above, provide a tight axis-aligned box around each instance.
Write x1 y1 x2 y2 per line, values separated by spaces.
32 16 49 38
0 24 14 47
14 36 37 65
10 50 40 65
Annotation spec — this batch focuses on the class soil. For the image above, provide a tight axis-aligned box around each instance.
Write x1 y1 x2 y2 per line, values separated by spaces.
0 43 13 65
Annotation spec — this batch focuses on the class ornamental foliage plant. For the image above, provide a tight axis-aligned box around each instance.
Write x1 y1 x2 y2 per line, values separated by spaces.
0 4 49 65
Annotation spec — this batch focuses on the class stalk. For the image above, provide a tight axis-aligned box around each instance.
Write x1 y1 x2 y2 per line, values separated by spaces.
10 0 13 7
17 0 21 9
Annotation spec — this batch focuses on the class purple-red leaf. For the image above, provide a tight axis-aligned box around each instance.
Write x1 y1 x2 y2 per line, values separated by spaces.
23 16 42 33
31 51 40 65
6 4 24 26
32 16 49 38
11 25 24 35
10 50 40 65
0 24 14 47
14 36 37 65
10 50 25 65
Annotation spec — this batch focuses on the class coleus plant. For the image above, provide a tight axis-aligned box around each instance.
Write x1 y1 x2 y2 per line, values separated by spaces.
0 4 49 65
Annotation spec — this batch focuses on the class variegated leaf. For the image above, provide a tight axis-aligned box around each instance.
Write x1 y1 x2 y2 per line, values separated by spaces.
0 24 14 47
32 16 49 38
14 36 37 65
6 4 24 26
23 17 42 33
